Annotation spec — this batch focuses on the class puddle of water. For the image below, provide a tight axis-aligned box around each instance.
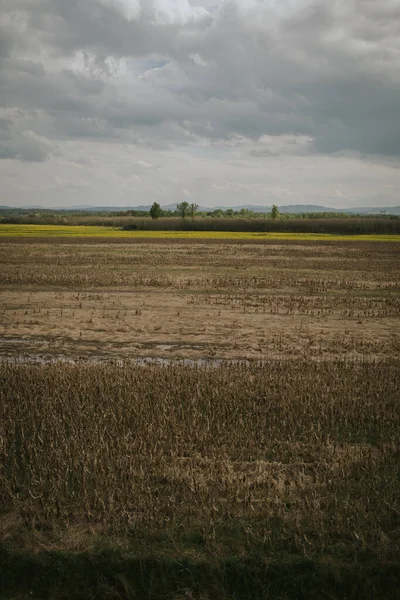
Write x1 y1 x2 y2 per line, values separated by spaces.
155 344 178 351
0 337 221 365
0 337 28 344
0 353 251 367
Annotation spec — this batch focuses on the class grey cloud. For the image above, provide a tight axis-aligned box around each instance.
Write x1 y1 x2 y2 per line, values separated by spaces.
249 149 278 158
0 0 399 165
0 120 56 162
5 0 209 59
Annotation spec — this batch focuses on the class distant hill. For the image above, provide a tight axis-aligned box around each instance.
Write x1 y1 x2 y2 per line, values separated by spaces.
212 204 400 215
1 204 400 215
60 204 400 215
345 206 400 215
218 204 345 214
274 205 346 214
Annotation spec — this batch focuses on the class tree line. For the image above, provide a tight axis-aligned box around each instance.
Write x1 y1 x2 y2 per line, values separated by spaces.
1 206 399 234
150 202 281 219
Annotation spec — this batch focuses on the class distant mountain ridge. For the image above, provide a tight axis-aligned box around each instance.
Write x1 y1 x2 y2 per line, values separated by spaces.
1 204 400 215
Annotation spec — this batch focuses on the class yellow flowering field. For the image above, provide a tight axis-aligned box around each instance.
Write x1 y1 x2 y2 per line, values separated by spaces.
1 223 399 241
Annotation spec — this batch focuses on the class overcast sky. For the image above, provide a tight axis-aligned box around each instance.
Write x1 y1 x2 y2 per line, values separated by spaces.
1 0 399 208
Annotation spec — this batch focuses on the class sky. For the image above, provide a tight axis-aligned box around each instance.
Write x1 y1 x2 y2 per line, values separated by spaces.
1 0 400 209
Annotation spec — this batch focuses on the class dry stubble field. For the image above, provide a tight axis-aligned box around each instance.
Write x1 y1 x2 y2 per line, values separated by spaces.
0 235 400 599
1 237 399 361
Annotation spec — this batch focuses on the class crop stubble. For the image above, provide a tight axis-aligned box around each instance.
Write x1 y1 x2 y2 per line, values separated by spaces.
0 239 399 361
0 237 399 576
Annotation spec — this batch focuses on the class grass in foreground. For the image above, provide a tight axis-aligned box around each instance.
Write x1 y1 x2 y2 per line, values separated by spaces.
1 360 399 599
1 223 400 241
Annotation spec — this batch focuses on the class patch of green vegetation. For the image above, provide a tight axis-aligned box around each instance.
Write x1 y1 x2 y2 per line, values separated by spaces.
1 224 400 241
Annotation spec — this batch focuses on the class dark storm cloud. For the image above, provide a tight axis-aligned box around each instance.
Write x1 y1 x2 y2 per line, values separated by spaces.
0 0 399 162
1 0 209 58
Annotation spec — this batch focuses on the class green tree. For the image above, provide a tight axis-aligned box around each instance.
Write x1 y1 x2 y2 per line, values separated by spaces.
190 203 198 218
149 202 162 219
177 201 190 218
271 204 279 220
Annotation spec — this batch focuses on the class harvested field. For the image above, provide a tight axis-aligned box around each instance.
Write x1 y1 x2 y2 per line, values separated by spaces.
1 359 399 534
0 239 399 361
0 235 399 599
